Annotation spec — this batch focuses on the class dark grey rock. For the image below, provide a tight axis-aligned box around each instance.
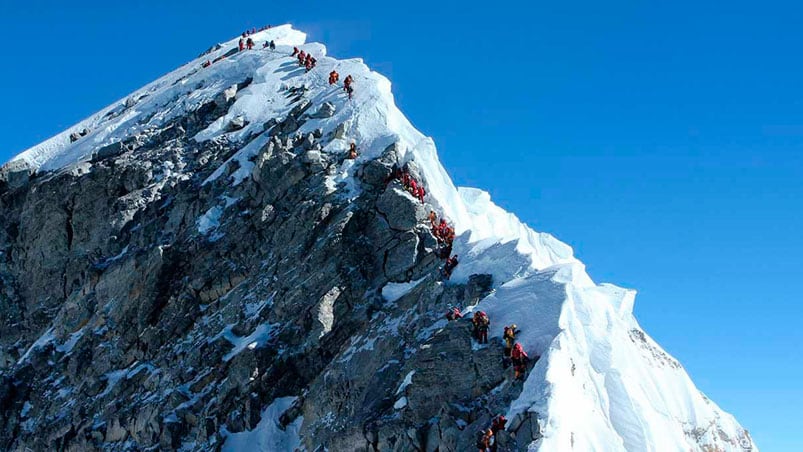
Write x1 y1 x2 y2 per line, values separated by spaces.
376 185 427 231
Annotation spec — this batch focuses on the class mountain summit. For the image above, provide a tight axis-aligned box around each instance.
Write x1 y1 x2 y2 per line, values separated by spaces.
0 25 755 451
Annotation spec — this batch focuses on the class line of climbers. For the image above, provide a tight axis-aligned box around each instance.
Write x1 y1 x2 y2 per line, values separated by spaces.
444 311 530 380
477 414 507 452
291 48 318 72
241 26 272 37
203 38 276 69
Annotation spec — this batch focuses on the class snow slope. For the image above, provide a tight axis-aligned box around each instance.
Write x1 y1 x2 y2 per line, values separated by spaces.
8 25 755 451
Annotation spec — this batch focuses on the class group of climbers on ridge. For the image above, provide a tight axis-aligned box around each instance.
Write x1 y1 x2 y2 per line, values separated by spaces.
196 25 534 450
388 166 427 203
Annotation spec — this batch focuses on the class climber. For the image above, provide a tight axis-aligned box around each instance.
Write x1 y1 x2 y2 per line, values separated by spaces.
511 342 529 380
445 306 463 321
491 414 507 434
503 324 517 357
80 128 90 136
239 38 245 52
474 309 490 344
263 41 269 49
428 210 437 227
202 60 212 68
416 185 426 203
343 74 354 91
310 56 317 69
269 40 276 50
476 428 493 452
490 415 507 451
438 242 453 260
246 37 255 50
408 178 419 196
436 219 449 241
443 255 459 280
292 46 299 56
298 50 306 65
69 132 80 143
329 70 340 85
401 171 411 188
242 32 247 38
347 142 358 159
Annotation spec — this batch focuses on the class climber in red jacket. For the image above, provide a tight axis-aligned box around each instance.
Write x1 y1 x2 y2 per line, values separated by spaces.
329 70 340 85
298 50 306 65
239 38 245 52
511 342 529 380
445 306 463 321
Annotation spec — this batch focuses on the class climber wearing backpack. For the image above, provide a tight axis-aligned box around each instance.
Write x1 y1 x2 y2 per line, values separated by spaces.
443 255 459 280
503 324 517 357
511 342 529 380
347 142 358 160
472 311 488 341
246 37 254 50
298 50 306 65
329 70 340 85
476 428 493 452
269 40 276 50
477 310 490 344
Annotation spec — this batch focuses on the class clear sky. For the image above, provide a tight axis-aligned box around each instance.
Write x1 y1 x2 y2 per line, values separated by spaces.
2 0 801 449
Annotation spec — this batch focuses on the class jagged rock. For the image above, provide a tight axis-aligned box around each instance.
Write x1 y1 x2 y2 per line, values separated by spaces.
301 133 316 150
302 150 326 172
0 159 35 190
384 232 419 281
310 102 336 119
376 186 427 231
93 141 126 162
214 84 238 108
227 115 247 132
333 122 348 139
466 274 493 303
289 99 312 118
260 204 275 223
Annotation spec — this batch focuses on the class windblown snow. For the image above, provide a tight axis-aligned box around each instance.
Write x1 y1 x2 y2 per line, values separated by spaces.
9 25 755 451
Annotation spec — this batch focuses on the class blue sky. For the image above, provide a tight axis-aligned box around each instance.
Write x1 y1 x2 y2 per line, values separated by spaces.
2 0 801 448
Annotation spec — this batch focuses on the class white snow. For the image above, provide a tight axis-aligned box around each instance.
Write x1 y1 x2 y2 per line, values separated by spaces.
216 323 276 362
381 276 427 302
222 396 302 452
393 397 408 410
197 206 223 234
8 23 755 451
396 370 416 395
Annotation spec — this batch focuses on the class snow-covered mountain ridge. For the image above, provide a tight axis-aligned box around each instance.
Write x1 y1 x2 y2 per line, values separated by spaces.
0 24 755 451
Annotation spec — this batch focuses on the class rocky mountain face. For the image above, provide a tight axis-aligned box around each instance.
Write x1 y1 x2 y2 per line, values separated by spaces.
0 25 755 452
0 74 534 452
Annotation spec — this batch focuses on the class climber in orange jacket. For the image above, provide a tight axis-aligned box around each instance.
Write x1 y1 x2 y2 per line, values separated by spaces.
329 70 340 85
